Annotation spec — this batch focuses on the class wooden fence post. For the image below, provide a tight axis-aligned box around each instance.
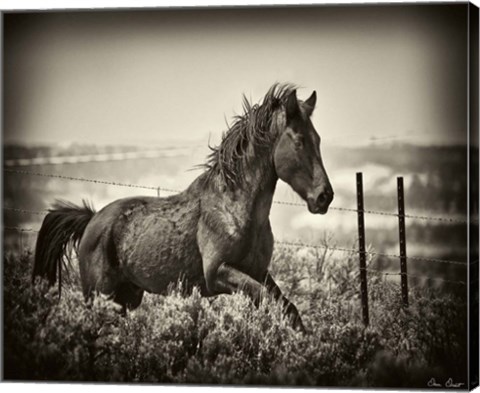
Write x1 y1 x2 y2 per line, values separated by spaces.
356 172 369 326
397 177 409 307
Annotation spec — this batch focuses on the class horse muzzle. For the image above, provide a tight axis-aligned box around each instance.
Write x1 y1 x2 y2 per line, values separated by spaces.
307 187 334 215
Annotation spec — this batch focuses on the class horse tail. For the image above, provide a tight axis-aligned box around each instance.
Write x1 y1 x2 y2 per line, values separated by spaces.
33 200 95 294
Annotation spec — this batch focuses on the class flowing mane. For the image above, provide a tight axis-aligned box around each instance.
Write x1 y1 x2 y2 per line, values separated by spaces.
203 83 296 188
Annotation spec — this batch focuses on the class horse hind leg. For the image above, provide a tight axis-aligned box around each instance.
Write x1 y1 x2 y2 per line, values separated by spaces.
79 241 144 313
83 272 144 314
112 281 144 313
82 263 144 313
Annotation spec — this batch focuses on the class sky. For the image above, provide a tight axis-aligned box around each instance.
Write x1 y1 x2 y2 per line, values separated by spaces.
3 4 470 147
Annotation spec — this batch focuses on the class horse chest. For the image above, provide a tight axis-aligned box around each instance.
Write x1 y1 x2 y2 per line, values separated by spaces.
234 223 274 280
201 192 275 278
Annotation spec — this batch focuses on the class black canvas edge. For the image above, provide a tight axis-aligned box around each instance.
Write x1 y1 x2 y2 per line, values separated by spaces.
1 9 6 385
468 1 479 391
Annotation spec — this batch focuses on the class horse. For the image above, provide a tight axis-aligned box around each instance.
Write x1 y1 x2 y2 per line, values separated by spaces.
33 83 334 332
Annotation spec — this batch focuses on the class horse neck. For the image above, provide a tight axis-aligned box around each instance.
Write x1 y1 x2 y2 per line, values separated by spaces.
237 140 278 226
235 111 285 225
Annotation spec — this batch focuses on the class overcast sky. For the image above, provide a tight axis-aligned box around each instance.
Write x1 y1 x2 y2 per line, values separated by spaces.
4 4 469 147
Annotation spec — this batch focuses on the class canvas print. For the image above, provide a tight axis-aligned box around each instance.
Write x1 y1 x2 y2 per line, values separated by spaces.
2 3 479 389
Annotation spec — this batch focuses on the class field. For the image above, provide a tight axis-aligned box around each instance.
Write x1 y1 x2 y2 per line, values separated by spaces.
4 242 467 387
3 142 473 386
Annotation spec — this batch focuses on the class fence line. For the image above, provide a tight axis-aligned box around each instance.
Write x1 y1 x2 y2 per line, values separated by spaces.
3 212 472 268
4 168 474 225
3 225 468 286
268 240 471 267
362 268 467 286
367 250 470 266
4 165 475 327
276 200 473 224
3 168 176 193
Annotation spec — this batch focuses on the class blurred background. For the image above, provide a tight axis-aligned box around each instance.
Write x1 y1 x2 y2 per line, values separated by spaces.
3 4 477 294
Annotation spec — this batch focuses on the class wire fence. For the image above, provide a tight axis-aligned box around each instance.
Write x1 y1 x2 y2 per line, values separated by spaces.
3 206 473 267
4 168 476 224
3 167 477 290
275 239 472 267
4 224 475 287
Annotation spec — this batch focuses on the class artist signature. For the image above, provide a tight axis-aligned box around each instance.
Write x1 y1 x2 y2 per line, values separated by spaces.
428 377 465 388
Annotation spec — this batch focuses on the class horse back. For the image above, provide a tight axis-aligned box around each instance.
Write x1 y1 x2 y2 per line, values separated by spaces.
79 191 205 295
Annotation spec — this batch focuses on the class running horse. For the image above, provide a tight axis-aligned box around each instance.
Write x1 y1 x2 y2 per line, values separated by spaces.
33 84 334 332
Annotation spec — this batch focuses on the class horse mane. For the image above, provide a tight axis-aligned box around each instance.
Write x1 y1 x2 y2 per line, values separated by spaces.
203 83 296 188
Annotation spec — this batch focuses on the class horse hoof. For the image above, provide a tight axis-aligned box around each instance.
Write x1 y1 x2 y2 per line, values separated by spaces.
291 317 307 334
296 324 307 335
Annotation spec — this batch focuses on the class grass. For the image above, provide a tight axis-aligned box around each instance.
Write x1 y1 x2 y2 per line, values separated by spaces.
3 242 468 387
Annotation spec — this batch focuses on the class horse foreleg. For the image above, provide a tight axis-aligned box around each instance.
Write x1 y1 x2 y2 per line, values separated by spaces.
199 227 268 303
264 272 306 333
206 263 306 333
209 262 268 305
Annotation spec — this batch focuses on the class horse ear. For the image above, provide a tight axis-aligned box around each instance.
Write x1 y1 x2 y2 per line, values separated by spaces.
286 90 299 123
304 91 317 116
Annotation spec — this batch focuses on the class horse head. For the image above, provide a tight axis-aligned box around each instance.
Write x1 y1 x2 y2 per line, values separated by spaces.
273 90 334 214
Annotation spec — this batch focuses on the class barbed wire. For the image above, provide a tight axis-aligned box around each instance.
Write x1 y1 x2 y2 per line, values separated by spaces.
276 240 357 255
273 200 474 224
3 169 177 193
366 250 471 266
274 240 471 266
3 208 474 268
360 268 468 285
4 168 476 224
4 226 470 286
276 245 469 285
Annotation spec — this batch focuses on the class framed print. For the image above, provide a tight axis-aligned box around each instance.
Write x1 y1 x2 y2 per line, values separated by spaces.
2 2 479 389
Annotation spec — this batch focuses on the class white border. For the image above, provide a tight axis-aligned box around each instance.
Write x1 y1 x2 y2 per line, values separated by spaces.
0 0 479 11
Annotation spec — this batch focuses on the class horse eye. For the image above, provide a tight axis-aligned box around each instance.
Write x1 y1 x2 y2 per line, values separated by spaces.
294 137 304 149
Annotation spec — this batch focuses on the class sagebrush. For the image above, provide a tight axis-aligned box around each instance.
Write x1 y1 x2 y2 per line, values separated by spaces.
3 242 467 387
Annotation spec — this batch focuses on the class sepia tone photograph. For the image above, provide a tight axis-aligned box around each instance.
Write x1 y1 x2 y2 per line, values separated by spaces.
2 1 479 389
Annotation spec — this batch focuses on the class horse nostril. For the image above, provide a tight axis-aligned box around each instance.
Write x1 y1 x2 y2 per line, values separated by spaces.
316 193 328 206
316 189 333 207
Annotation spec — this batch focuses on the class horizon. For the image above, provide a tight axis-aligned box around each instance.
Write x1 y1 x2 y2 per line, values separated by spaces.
2 137 472 151
4 4 470 148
